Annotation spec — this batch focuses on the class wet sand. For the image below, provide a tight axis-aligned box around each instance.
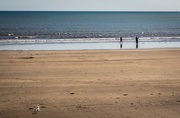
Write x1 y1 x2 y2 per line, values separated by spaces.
0 49 180 118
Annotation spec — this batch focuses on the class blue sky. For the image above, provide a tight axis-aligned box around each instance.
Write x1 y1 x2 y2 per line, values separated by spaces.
0 0 180 11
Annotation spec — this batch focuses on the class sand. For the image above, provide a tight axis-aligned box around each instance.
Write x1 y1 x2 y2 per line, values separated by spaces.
0 49 180 118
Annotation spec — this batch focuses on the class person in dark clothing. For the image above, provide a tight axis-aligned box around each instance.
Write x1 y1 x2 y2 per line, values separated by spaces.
136 37 138 44
136 37 138 49
120 37 123 49
120 37 122 43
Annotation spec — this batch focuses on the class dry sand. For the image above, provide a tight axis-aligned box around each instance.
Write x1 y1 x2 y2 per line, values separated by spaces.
0 49 180 118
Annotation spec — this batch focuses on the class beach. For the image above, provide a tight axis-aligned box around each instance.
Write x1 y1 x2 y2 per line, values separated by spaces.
0 49 180 118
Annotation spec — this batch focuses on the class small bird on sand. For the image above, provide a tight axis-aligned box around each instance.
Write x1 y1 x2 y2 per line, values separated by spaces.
34 106 40 114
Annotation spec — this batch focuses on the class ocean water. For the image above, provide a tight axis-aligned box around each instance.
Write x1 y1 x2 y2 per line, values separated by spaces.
0 11 180 49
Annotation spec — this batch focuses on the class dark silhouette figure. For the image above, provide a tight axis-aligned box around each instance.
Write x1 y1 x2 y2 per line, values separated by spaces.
136 37 138 43
120 37 123 49
120 37 122 43
136 37 138 49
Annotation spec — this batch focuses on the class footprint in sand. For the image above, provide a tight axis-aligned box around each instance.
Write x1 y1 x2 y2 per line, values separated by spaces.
123 93 128 96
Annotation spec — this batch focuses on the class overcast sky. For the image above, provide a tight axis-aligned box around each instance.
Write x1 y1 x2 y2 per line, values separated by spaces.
0 0 180 11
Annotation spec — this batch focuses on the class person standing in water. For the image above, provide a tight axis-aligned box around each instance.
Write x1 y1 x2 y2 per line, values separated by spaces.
120 37 123 49
136 37 138 49
136 37 138 43
120 37 122 43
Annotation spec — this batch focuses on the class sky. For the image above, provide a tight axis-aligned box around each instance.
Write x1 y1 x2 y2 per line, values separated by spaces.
0 0 180 11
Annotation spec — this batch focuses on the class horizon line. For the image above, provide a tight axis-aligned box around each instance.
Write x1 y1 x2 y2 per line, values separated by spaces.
0 10 180 12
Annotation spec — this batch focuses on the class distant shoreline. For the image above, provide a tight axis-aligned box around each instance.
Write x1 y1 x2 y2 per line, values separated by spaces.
0 39 180 50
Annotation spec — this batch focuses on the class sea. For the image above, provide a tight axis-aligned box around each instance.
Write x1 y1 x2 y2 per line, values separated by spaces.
0 11 180 50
